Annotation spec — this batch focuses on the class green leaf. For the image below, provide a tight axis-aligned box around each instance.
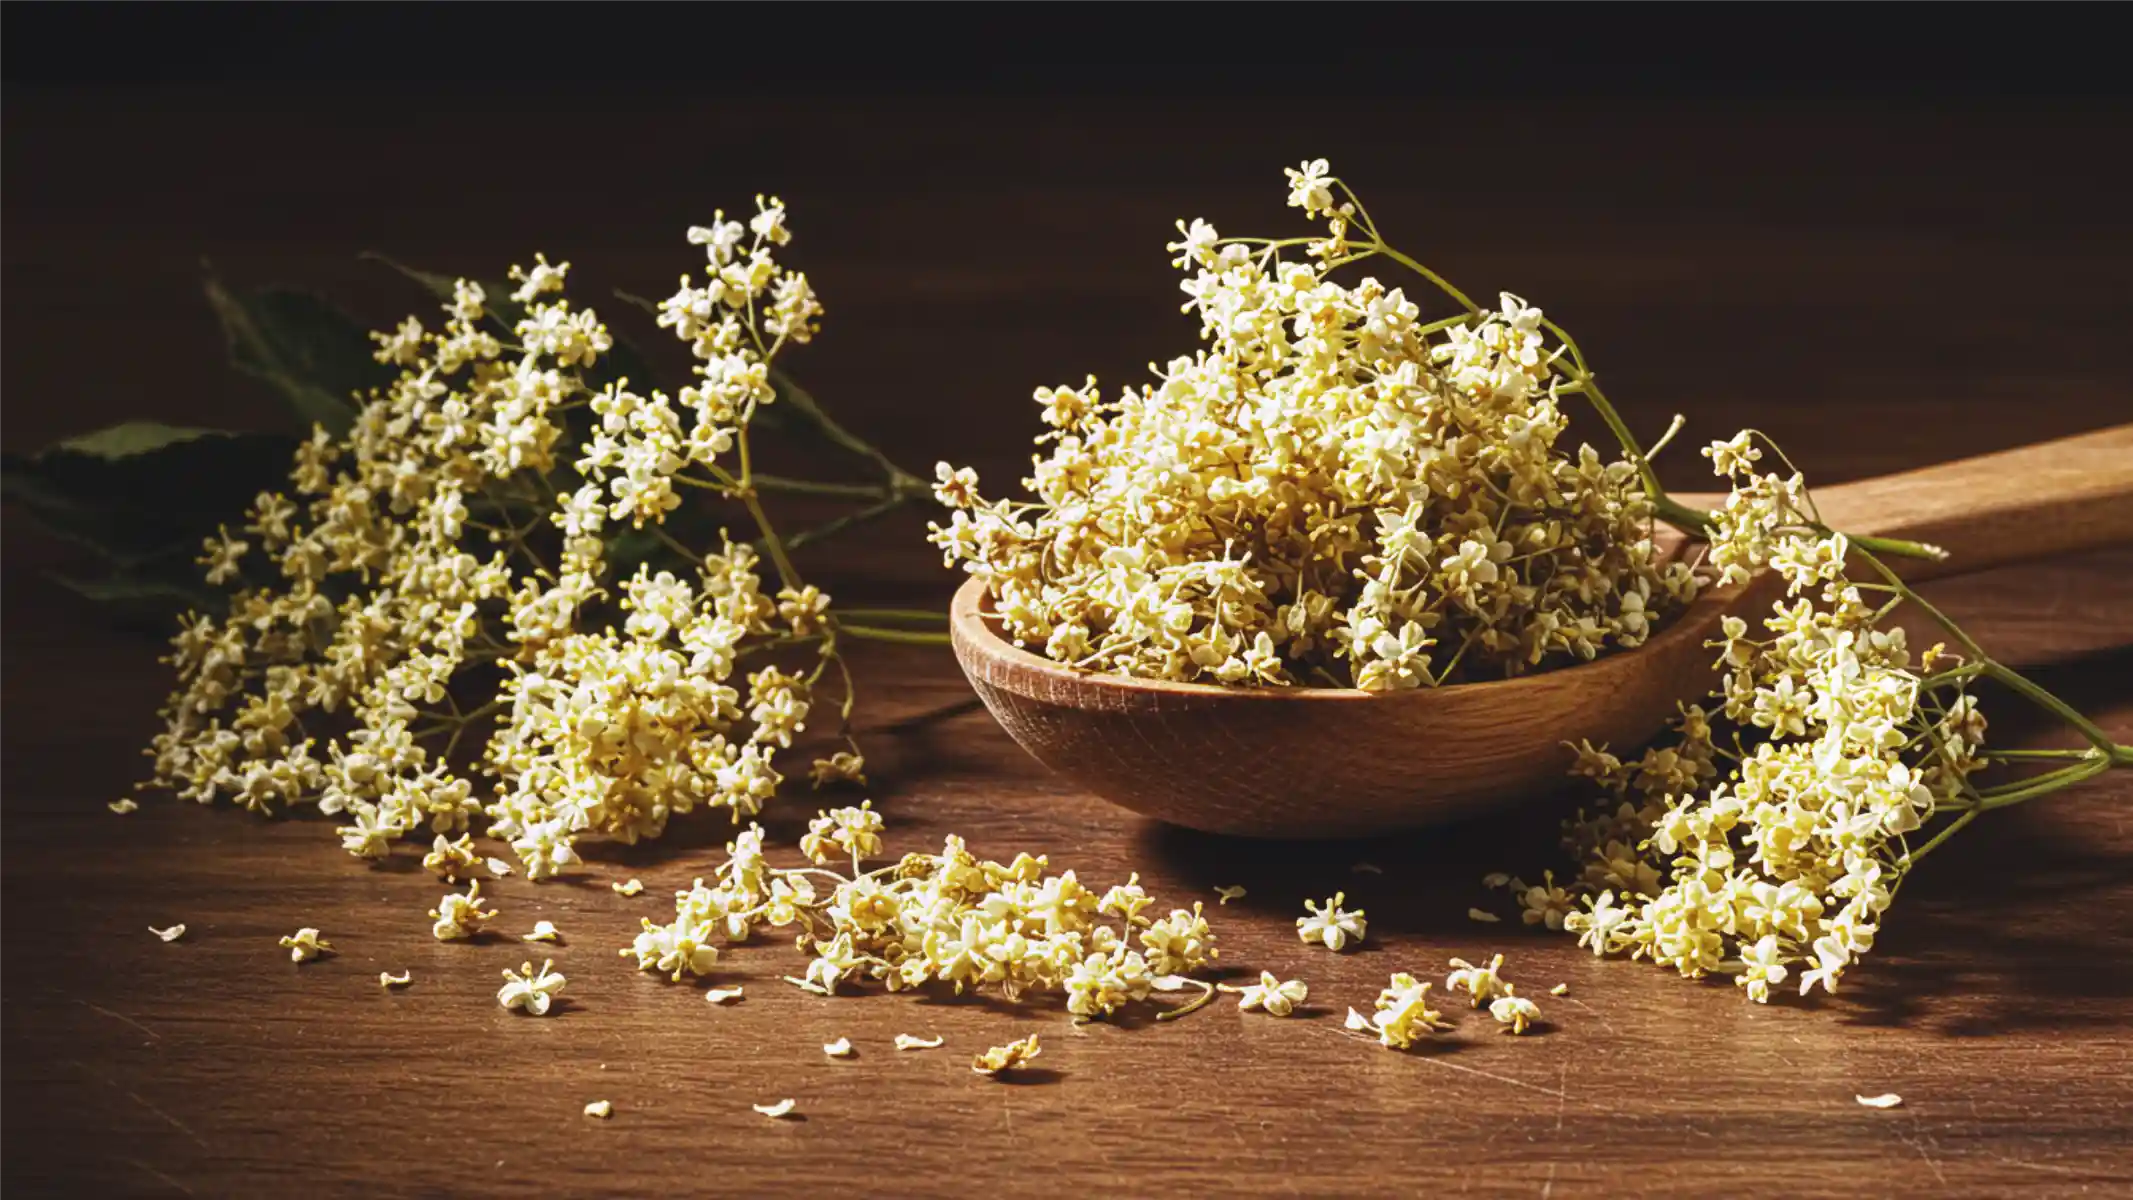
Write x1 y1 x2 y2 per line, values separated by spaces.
48 570 222 632
2 425 295 566
203 272 390 435
50 421 226 459
361 252 526 333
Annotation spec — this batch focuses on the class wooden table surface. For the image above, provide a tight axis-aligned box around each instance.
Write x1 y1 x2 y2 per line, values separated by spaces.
6 82 2133 1197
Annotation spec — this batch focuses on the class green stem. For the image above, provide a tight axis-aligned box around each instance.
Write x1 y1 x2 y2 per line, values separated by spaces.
834 608 946 627
752 474 890 500
837 624 951 646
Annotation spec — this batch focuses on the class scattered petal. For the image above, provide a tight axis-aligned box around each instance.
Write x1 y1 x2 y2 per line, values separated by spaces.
1549 983 1569 996
1481 872 1512 888
1856 1093 1904 1109
485 857 515 877
149 924 186 943
279 928 333 962
583 1100 613 1119
108 798 140 815
1344 1007 1373 1032
823 1037 854 1058
753 1099 797 1119
1490 990 1542 1035
704 986 745 1005
611 878 644 897
522 920 562 943
1214 885 1247 904
1351 861 1383 875
379 970 413 988
972 1034 1042 1077
895 1033 944 1051
1467 908 1501 924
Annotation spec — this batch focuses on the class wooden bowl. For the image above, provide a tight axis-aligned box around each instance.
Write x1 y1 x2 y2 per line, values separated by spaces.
948 575 1748 837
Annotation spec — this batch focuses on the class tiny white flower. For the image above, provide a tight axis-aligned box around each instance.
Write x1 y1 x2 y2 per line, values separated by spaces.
1490 990 1542 1035
1225 970 1308 1017
1297 892 1366 951
497 959 566 1015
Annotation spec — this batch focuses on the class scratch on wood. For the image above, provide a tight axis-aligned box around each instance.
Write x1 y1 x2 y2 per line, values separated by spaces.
1414 1050 1568 1101
80 998 161 1042
70 1060 209 1149
1540 1160 1558 1199
124 1157 197 1197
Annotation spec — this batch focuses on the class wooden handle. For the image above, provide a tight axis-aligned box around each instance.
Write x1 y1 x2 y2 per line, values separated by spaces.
1810 423 2133 581
1679 424 2133 582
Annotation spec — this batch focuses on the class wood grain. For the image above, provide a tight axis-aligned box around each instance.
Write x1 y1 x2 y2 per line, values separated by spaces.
5 86 2133 1198
951 427 2133 836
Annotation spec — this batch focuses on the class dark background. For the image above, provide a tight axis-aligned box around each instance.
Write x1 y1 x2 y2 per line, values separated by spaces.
7 7 2133 1195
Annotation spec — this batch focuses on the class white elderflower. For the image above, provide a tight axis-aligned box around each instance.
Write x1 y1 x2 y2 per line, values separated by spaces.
429 881 497 942
423 834 479 879
972 1034 1042 1077
1297 892 1366 951
931 162 1690 695
279 928 333 962
1445 953 1508 1007
1223 971 1308 1017
1348 973 1451 1050
1490 988 1542 1035
497 959 567 1015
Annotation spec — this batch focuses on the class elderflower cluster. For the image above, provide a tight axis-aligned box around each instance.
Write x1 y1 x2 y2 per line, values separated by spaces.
624 811 1220 1021
931 161 1694 689
1547 432 1991 1002
138 198 879 878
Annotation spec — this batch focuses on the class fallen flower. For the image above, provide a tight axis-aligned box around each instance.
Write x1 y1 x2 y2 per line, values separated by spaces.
279 928 333 962
498 959 566 1015
522 920 562 943
972 1034 1042 1077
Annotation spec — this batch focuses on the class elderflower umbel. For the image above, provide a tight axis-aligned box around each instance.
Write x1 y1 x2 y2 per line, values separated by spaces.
1298 893 1366 951
620 811 1220 1024
279 928 332 962
497 959 566 1015
136 200 900 894
932 162 1693 691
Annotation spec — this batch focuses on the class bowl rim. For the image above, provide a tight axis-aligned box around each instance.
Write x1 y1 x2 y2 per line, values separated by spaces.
949 573 1737 705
